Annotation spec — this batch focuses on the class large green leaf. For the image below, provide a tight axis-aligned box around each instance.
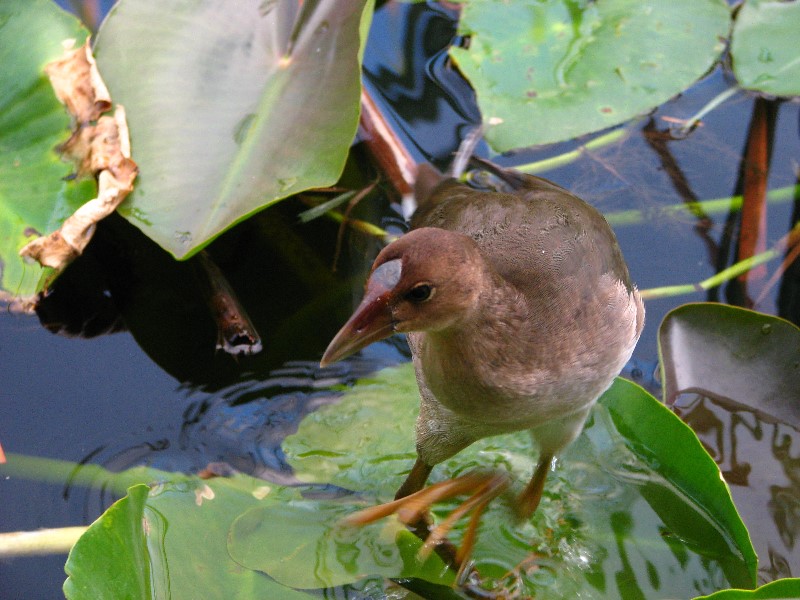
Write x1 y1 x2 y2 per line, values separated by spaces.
0 0 96 296
63 478 315 600
659 303 800 426
450 0 730 151
282 364 757 597
730 0 800 97
94 0 372 259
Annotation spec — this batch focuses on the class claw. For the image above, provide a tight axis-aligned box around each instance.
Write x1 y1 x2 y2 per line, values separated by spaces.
343 471 511 573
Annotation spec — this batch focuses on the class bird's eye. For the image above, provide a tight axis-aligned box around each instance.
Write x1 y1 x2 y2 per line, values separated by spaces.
406 284 433 302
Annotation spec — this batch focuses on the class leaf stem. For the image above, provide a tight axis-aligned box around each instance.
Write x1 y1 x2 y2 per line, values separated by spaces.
0 527 88 558
513 128 630 175
678 87 740 136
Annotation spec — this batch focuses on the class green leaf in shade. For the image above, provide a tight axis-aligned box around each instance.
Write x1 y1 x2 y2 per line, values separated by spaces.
93 0 372 259
730 0 800 97
0 0 96 296
283 364 757 597
449 0 730 151
63 477 314 600
659 303 800 427
694 578 800 600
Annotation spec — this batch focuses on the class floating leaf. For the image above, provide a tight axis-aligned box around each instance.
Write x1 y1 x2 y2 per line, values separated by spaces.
93 0 372 258
730 0 800 97
229 500 452 589
694 578 800 599
284 364 757 597
63 478 314 599
659 303 800 427
0 0 96 296
450 0 730 151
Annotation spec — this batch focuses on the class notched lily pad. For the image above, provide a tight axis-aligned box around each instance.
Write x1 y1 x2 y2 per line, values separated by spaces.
450 0 730 151
283 364 757 597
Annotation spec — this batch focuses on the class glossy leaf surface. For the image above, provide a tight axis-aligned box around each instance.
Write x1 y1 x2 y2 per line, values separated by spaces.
94 0 371 258
659 303 800 427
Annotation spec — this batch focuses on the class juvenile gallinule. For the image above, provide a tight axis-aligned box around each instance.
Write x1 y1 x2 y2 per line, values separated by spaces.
320 154 644 568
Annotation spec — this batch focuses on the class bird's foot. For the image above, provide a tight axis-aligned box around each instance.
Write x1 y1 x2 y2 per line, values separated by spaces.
343 471 511 580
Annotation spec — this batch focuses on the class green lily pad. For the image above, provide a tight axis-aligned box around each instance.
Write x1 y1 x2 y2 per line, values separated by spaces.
695 578 800 599
450 0 730 151
0 0 96 296
659 303 800 426
93 0 372 259
283 364 757 597
228 500 452 589
63 477 314 599
730 0 800 97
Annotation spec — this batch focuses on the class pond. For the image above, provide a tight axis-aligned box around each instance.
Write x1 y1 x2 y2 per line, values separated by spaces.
1 1 799 598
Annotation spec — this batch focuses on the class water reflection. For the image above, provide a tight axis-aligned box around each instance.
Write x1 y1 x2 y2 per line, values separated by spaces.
674 393 800 582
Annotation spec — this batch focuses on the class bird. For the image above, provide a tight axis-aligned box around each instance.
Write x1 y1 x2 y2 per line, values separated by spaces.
319 151 645 571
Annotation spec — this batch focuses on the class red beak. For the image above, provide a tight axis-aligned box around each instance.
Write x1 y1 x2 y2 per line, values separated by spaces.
320 259 401 367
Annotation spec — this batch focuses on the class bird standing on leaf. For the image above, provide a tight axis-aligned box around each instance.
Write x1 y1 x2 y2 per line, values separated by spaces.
320 143 644 576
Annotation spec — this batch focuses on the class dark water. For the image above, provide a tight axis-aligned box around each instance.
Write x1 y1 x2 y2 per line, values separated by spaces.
2 1 800 598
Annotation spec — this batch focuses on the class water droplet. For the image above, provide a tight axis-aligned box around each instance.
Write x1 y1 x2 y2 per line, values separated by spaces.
174 231 193 246
258 0 277 17
757 47 773 63
129 207 152 225
233 113 256 145
315 21 330 35
278 177 297 192
761 323 772 335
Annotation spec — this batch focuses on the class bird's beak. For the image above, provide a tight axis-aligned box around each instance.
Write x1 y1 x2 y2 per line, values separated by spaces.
320 259 402 367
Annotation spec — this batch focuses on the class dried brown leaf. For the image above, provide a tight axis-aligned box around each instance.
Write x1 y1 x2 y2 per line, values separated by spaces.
44 39 111 124
21 107 137 270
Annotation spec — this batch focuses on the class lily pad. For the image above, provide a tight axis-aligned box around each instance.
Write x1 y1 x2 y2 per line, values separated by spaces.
93 0 372 258
695 578 800 599
63 477 314 599
730 0 800 97
0 0 96 296
450 0 730 151
283 364 757 597
228 500 452 589
659 303 800 427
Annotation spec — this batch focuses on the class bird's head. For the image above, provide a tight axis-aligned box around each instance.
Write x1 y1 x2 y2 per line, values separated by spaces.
320 227 487 366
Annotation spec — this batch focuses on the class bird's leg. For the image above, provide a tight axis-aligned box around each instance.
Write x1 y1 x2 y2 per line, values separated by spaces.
515 452 555 520
395 458 433 500
344 465 510 573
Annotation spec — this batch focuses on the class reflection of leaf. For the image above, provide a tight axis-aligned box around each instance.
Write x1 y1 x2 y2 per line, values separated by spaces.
450 0 730 151
730 0 800 97
694 577 800 599
659 303 800 427
0 0 96 296
284 364 757 597
94 0 373 258
64 478 313 599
